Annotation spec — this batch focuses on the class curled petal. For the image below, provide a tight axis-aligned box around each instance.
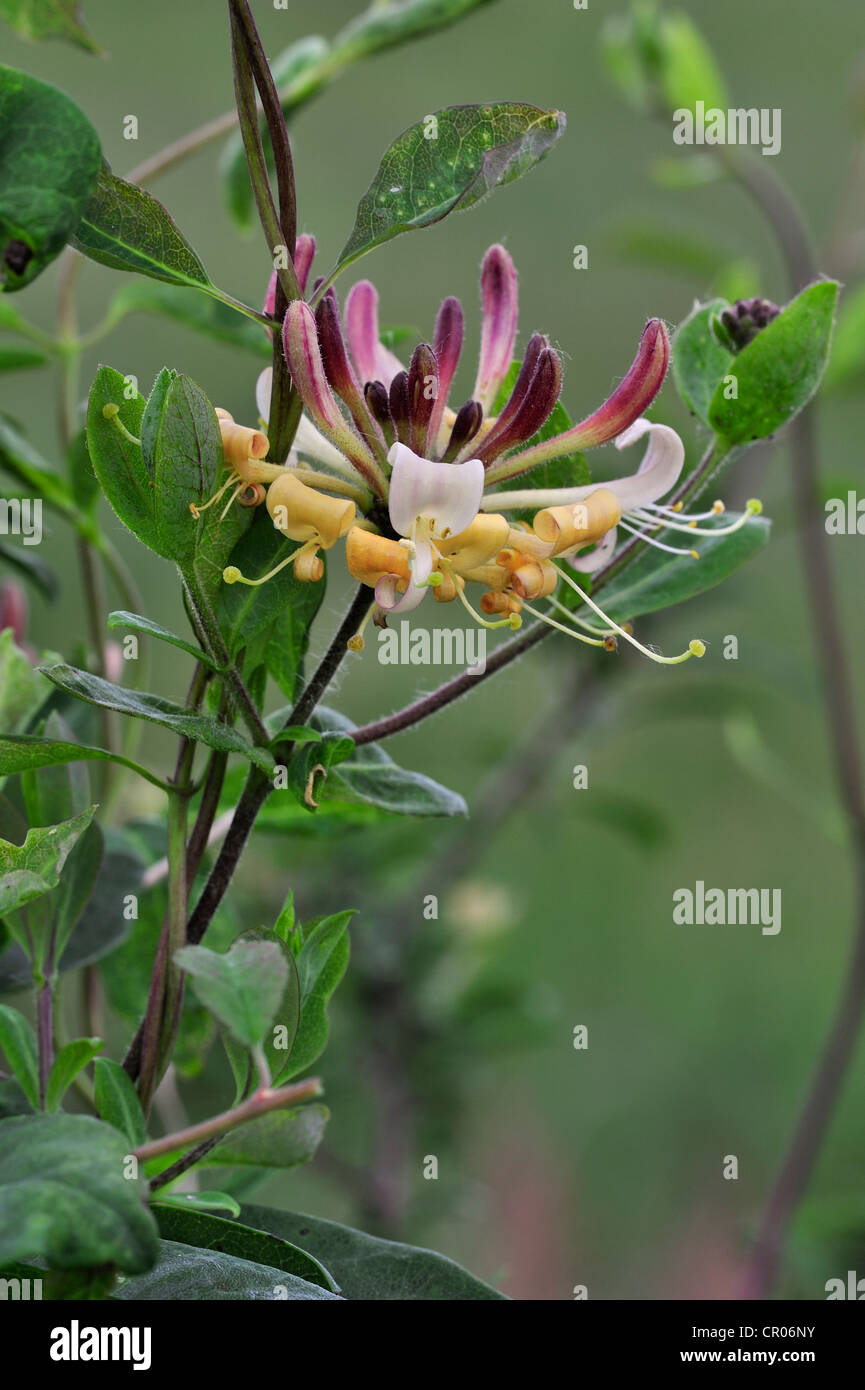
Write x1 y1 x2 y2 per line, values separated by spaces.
485 319 669 486
473 244 518 412
568 526 618 572
345 281 405 387
387 442 484 540
375 573 428 615
608 417 685 508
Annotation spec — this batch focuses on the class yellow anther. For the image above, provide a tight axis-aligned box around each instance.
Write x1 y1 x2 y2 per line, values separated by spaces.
690 549 699 559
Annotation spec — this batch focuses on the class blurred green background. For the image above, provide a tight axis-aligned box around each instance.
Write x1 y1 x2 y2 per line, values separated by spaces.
3 0 865 1299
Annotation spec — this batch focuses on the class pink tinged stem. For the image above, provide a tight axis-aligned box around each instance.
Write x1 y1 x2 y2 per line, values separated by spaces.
282 301 387 496
473 244 519 413
428 296 464 451
316 291 387 459
485 319 670 486
345 280 404 388
475 345 562 465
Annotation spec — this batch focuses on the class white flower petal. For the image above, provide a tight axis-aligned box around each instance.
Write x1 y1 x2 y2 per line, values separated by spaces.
255 367 272 423
387 443 484 540
483 419 685 513
568 526 618 572
375 573 428 614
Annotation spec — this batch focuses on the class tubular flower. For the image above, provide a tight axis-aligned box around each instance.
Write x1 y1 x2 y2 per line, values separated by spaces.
192 240 761 664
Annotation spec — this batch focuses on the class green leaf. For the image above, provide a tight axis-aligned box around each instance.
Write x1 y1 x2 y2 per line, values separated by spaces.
334 0 494 58
0 733 175 793
45 1035 102 1112
0 539 57 600
107 610 219 670
217 508 323 701
203 1103 328 1170
0 1113 158 1273
0 1004 38 1106
0 411 78 518
67 426 99 514
708 281 840 446
114 1239 340 1300
298 706 468 819
489 360 590 520
242 1205 506 1300
152 1206 335 1290
599 514 771 625
0 343 48 370
72 164 213 291
0 805 96 918
86 366 157 550
21 712 89 830
0 64 101 290
0 839 140 991
175 938 288 1050
672 297 733 424
147 374 222 565
0 627 43 735
93 1056 146 1147
106 280 271 356
37 664 276 774
280 911 352 1080
221 928 300 1099
153 1190 240 1217
0 0 100 54
51 818 103 963
824 279 865 390
657 12 728 115
334 103 566 274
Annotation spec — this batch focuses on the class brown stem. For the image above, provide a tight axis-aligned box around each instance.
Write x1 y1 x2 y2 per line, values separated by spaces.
138 1076 322 1164
727 156 865 1298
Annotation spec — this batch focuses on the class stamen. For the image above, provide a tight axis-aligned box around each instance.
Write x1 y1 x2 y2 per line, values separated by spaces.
223 538 317 587
189 470 239 519
643 500 725 521
518 599 607 648
553 562 705 665
440 562 520 630
102 403 141 447
619 518 699 559
547 592 613 636
347 600 377 653
629 499 761 538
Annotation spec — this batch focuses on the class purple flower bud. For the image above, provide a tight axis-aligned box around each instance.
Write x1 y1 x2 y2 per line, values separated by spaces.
388 370 411 445
476 347 562 465
282 300 386 494
473 244 518 412
442 399 483 462
316 291 386 456
364 380 395 447
429 296 463 448
407 343 438 455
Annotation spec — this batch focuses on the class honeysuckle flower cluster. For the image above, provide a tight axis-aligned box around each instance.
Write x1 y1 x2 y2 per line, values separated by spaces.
196 239 761 665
